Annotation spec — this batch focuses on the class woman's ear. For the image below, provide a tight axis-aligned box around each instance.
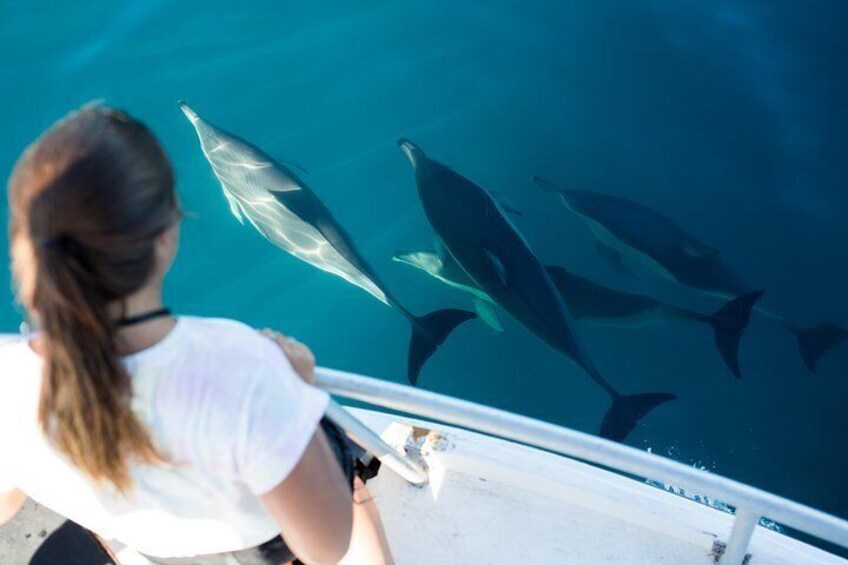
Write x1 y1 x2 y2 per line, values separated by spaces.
154 222 180 274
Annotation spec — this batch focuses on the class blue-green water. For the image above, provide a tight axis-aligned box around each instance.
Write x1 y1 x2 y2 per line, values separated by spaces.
1 0 846 523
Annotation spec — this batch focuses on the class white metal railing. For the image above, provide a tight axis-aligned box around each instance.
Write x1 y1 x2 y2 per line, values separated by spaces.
316 366 848 564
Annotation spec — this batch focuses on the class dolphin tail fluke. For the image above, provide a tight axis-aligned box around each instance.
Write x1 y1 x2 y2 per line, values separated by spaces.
792 322 848 373
599 392 677 442
408 309 477 386
707 290 765 379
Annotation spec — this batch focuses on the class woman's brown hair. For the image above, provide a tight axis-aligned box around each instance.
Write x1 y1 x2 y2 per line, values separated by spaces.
8 105 178 492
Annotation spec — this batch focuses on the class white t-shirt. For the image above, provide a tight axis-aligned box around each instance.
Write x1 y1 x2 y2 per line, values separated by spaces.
0 316 330 558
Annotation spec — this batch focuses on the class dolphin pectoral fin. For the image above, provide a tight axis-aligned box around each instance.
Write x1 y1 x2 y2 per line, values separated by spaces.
499 202 524 217
267 176 303 194
224 191 246 224
532 175 562 196
678 237 719 259
489 190 524 217
792 321 848 373
473 298 504 332
484 249 508 287
595 240 639 280
708 290 765 379
600 392 677 442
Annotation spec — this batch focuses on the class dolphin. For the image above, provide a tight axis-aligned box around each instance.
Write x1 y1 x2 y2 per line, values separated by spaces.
180 102 475 385
395 248 763 378
399 138 676 441
534 176 848 373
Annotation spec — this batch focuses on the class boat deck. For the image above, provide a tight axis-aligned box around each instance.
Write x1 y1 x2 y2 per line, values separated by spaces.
353 409 844 565
1 407 845 564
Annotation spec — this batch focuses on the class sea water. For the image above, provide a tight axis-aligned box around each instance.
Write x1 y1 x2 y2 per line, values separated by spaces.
0 0 846 526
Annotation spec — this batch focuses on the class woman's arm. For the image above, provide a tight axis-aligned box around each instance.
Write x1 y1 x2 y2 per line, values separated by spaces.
259 428 353 565
0 489 26 526
256 329 354 564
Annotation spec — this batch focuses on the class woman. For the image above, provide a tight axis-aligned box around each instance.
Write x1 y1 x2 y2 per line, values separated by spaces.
0 105 394 564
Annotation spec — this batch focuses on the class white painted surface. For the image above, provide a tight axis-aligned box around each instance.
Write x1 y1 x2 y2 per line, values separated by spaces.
349 408 846 565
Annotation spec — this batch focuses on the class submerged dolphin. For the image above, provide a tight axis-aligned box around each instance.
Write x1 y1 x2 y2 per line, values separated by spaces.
534 176 848 373
393 249 505 332
180 102 475 385
399 139 676 441
395 248 763 378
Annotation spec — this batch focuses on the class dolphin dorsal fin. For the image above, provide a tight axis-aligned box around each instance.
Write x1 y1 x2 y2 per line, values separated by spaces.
484 248 508 287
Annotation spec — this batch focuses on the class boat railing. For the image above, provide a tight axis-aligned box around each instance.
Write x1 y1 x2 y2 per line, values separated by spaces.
316 366 848 565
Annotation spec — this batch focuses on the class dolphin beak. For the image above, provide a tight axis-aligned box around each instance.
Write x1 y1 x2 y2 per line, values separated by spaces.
178 101 200 124
398 138 421 168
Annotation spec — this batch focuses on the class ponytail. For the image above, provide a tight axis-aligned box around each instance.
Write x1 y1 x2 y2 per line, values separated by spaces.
34 237 162 493
8 106 176 492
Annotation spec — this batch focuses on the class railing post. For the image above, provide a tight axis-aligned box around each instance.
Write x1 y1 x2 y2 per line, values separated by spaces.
325 400 429 486
721 507 759 564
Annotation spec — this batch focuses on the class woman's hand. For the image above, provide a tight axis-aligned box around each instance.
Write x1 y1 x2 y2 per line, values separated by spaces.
0 489 26 527
261 328 316 385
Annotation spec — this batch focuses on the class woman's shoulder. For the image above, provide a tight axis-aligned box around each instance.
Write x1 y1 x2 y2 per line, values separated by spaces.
153 317 315 427
0 336 40 410
180 316 259 340
0 335 38 374
176 316 286 368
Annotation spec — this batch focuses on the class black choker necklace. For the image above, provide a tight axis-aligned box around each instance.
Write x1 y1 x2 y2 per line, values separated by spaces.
117 308 173 328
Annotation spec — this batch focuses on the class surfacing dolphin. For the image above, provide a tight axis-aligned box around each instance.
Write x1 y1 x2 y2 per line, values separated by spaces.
395 247 763 378
534 176 848 373
399 138 676 441
180 102 475 385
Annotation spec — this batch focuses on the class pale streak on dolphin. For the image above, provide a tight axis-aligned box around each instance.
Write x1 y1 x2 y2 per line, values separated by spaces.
399 139 676 442
534 176 848 373
395 248 762 379
393 250 505 332
180 103 475 384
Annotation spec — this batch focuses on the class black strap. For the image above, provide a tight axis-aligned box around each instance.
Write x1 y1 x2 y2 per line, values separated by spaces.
117 308 172 328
